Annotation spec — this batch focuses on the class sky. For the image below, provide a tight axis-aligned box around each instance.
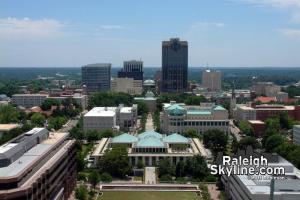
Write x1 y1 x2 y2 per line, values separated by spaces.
0 0 300 68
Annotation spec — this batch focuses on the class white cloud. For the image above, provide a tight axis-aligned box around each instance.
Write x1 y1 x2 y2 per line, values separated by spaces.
191 22 226 29
279 28 300 37
0 17 66 39
99 25 125 30
229 0 300 8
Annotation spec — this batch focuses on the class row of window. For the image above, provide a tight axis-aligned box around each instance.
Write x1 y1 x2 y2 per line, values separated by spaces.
170 121 229 126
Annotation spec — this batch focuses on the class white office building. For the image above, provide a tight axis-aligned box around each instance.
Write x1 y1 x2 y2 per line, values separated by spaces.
83 104 138 132
12 94 48 108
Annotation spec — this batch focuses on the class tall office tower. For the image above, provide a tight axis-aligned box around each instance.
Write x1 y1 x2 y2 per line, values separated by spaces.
82 63 111 93
162 38 188 93
118 60 144 81
202 69 222 91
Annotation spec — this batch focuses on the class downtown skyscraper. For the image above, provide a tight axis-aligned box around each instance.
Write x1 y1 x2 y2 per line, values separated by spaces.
162 38 188 93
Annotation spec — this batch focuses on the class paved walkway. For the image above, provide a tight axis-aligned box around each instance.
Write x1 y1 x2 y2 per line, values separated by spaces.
207 184 220 200
145 114 154 131
144 167 156 184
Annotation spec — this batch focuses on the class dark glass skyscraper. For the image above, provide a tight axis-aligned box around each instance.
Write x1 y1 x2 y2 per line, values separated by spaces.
118 60 143 81
162 38 188 93
82 63 111 93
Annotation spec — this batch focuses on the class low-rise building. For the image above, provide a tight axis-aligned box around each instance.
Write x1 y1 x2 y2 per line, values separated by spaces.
111 77 143 95
236 104 300 122
222 155 300 200
83 104 138 132
251 82 281 97
12 94 48 108
248 120 266 137
160 101 229 134
48 93 88 110
0 124 19 138
293 125 300 145
0 128 76 200
91 131 208 167
134 91 157 112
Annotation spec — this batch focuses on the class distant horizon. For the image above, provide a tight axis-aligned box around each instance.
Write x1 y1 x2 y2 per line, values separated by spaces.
0 66 300 69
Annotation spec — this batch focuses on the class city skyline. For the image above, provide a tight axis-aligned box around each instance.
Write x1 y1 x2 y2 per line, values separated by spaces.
1 0 300 68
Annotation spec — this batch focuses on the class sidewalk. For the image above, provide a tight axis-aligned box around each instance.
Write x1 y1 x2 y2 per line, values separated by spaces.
144 167 156 184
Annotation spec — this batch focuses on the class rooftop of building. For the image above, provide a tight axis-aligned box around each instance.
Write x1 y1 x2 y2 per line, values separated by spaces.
143 79 155 85
236 156 300 195
12 94 48 97
84 105 136 117
0 124 19 132
110 131 190 148
82 63 111 68
0 131 68 178
248 120 265 124
163 101 227 116
255 96 277 103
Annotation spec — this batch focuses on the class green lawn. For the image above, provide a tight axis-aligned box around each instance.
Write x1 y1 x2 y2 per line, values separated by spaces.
98 191 200 200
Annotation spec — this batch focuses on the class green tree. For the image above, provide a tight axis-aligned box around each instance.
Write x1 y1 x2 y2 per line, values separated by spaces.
175 161 185 177
47 116 67 130
183 128 199 138
279 112 293 129
86 130 101 142
265 118 280 131
41 98 60 110
134 100 149 115
30 113 45 127
239 121 253 136
0 105 19 123
100 172 112 183
203 129 228 152
75 184 88 200
98 146 132 178
238 136 261 150
136 160 144 169
88 92 133 109
265 134 284 152
157 158 174 177
88 171 100 189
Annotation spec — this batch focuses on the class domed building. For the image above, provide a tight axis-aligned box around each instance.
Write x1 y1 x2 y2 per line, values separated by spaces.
90 130 206 167
134 90 157 112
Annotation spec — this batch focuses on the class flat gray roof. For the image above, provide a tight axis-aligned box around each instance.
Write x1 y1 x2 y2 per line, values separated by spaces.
0 144 51 177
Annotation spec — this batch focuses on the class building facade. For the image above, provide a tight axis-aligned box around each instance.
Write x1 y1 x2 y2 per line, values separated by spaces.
162 38 188 93
83 104 138 132
160 102 229 134
236 104 300 122
251 82 281 97
118 60 143 81
12 94 48 108
111 77 143 95
222 155 300 200
0 128 76 200
202 69 222 92
293 125 300 145
134 91 157 113
82 63 111 93
91 131 205 167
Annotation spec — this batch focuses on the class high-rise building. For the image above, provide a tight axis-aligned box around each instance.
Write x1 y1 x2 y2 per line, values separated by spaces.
118 60 143 81
82 63 111 93
162 38 188 93
202 69 221 91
